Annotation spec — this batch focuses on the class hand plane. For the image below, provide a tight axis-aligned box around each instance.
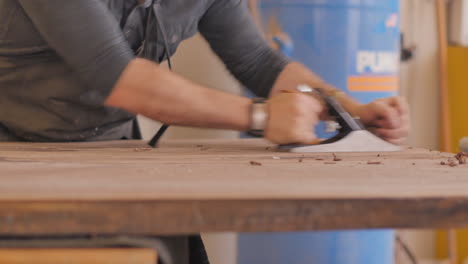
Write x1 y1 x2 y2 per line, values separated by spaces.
279 85 401 153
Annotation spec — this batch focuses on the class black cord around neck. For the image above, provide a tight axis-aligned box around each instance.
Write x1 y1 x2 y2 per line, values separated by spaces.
148 2 172 148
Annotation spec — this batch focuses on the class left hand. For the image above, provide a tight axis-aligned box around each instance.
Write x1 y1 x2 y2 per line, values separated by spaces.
352 96 410 145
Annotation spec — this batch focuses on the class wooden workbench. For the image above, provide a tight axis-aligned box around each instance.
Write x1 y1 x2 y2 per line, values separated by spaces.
0 139 467 236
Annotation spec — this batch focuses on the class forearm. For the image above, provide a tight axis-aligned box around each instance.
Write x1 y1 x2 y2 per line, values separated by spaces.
271 62 362 115
105 58 251 131
199 0 289 97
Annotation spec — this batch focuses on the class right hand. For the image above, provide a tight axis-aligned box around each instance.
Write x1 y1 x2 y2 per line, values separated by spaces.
265 92 323 145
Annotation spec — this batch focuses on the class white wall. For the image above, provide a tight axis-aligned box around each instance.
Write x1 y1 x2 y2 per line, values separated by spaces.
401 0 440 151
399 0 440 260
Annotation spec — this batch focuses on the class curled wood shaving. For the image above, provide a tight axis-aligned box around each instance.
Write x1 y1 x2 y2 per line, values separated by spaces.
439 153 467 167
133 148 152 152
249 161 262 166
448 158 458 167
332 153 342 161
455 152 468 165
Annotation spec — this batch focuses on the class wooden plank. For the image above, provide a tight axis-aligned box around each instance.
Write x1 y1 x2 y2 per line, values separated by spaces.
0 139 467 234
1 199 468 236
0 139 467 200
0 248 157 264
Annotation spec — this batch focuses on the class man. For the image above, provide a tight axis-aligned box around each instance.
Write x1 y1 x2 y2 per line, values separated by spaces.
0 0 410 263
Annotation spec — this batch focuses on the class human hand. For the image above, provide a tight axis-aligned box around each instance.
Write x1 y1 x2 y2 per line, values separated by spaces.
353 97 410 145
265 92 323 145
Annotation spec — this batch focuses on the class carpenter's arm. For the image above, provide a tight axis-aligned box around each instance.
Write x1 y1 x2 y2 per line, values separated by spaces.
18 0 251 131
106 59 251 131
199 0 290 97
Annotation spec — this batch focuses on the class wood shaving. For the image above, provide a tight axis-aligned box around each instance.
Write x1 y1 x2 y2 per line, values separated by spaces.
439 154 467 167
455 152 468 165
448 158 458 167
133 148 152 152
249 161 262 166
332 153 342 161
195 144 209 151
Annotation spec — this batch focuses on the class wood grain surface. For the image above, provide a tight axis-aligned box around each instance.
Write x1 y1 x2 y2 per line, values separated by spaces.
0 249 157 264
0 139 467 235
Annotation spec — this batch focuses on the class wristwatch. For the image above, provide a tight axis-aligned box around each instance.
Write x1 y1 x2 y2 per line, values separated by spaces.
248 98 268 137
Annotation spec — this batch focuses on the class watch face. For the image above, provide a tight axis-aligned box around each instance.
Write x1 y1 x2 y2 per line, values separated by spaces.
249 99 268 133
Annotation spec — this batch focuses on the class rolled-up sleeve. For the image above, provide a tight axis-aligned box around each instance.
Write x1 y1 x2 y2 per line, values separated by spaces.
199 0 290 97
17 0 134 104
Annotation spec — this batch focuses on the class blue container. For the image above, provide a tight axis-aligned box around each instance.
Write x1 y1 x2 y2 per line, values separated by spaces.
238 230 395 264
238 1 400 264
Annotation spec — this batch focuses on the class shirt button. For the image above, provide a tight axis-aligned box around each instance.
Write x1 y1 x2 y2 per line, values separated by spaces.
125 29 132 38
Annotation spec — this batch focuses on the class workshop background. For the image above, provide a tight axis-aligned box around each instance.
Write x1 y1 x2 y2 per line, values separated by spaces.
138 0 468 263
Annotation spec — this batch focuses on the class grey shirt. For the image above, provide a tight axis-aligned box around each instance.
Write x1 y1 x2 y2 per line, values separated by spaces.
0 0 289 141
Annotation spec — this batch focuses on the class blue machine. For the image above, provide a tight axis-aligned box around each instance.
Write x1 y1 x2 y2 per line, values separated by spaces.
238 0 400 263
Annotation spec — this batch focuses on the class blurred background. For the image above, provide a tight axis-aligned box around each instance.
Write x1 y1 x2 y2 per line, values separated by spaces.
138 0 468 263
